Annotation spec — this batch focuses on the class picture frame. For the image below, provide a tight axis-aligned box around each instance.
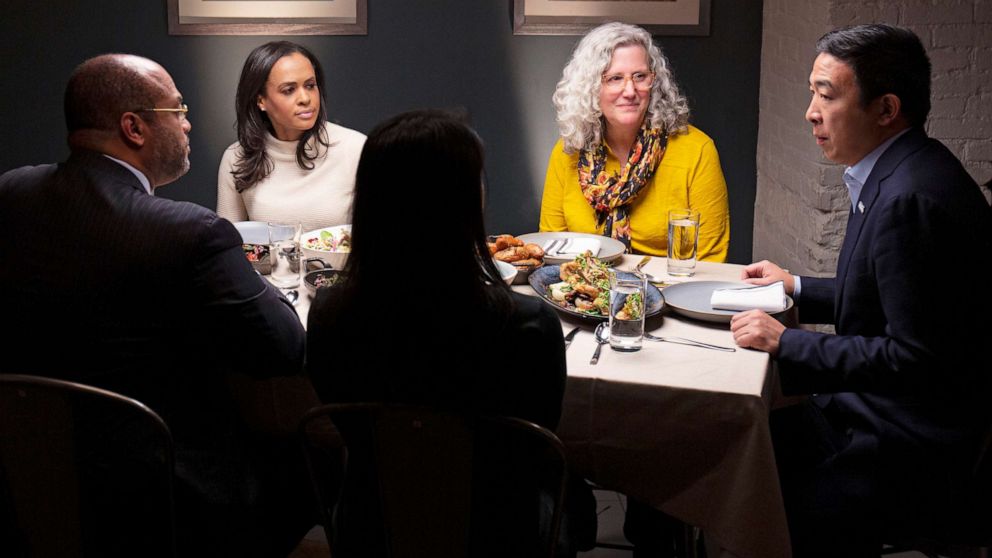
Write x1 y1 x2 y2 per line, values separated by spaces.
167 0 367 36
512 0 710 36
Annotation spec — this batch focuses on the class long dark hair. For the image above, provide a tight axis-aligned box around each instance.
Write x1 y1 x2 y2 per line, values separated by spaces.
341 109 512 319
232 41 330 192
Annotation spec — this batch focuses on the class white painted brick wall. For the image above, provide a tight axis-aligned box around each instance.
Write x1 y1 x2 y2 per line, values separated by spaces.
755 0 992 274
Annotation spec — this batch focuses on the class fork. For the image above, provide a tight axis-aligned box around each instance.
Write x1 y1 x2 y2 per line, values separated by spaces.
626 255 657 282
544 238 565 256
643 333 736 352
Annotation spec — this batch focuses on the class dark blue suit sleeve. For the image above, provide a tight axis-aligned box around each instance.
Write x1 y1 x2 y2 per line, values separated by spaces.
191 213 305 378
796 276 835 325
777 193 958 395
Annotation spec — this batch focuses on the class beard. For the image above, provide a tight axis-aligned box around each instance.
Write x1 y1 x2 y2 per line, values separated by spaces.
147 125 190 187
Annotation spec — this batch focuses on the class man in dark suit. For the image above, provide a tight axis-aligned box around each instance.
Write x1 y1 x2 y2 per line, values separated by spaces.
730 24 992 556
0 54 311 555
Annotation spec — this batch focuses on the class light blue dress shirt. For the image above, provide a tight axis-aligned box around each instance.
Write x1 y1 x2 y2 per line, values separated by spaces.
792 128 911 301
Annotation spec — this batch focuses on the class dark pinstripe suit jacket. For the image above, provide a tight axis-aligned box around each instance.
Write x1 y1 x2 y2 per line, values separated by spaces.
0 151 307 553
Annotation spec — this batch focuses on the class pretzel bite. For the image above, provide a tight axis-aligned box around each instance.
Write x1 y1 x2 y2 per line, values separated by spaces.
524 243 544 259
494 246 530 262
494 234 524 251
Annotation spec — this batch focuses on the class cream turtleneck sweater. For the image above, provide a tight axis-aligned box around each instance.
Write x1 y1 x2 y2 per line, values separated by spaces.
216 122 366 233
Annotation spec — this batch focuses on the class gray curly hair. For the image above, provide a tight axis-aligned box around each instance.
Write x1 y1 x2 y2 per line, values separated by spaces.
553 22 690 154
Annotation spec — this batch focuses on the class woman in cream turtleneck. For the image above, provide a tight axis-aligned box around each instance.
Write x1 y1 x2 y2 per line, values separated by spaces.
217 41 365 232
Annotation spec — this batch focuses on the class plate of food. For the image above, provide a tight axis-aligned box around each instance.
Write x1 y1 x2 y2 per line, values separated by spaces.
516 232 625 265
662 281 794 323
528 252 664 321
301 224 352 269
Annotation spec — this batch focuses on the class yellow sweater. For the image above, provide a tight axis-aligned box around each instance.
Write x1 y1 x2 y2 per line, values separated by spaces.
539 125 730 261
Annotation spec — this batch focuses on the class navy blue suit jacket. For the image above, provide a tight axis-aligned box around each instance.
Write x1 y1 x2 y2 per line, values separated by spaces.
777 128 991 465
0 151 307 554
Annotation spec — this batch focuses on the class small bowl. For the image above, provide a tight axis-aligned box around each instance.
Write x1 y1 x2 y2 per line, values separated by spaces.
511 261 544 285
303 268 345 299
232 221 273 275
301 224 352 270
493 260 518 285
242 243 271 275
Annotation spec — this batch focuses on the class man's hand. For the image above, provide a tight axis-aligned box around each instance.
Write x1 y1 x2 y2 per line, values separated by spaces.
730 309 786 355
741 260 795 295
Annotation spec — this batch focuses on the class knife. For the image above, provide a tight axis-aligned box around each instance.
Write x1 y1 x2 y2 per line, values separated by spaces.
563 327 580 350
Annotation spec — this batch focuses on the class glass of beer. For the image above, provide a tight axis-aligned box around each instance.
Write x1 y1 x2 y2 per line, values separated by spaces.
667 209 700 277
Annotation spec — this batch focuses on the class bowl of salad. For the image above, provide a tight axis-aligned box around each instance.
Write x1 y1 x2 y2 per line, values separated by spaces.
301 224 352 270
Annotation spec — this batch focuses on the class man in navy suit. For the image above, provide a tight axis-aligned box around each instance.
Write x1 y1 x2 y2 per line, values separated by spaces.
730 25 992 556
0 55 311 556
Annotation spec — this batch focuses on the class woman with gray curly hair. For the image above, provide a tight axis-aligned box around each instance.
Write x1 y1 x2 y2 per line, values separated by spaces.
540 22 730 261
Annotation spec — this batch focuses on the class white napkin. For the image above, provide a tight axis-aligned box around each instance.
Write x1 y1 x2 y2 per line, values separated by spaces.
546 237 602 257
710 281 788 312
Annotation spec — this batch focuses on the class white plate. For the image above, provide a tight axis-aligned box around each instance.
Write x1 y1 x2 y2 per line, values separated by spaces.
663 281 794 323
516 232 625 265
232 221 269 244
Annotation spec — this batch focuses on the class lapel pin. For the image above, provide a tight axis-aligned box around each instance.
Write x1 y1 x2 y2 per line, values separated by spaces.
858 201 865 214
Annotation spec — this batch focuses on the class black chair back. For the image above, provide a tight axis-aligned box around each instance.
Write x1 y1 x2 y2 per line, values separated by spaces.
299 403 568 558
0 374 176 557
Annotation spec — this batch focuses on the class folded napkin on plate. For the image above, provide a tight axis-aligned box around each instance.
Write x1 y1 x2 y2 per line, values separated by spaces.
545 237 602 257
710 281 787 312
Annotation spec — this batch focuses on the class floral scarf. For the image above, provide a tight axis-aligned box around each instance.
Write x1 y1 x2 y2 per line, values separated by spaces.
578 124 667 251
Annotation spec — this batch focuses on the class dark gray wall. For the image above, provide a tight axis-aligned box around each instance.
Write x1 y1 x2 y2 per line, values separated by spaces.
1 1 761 263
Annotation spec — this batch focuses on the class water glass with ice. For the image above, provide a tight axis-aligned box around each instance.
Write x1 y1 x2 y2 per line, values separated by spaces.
667 209 700 277
268 222 302 289
609 270 647 352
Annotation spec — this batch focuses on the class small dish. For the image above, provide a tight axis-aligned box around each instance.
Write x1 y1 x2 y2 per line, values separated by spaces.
303 267 345 299
510 260 544 285
493 260 518 285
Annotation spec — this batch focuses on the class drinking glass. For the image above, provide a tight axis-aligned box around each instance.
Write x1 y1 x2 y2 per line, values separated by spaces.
609 270 647 352
667 209 700 277
267 222 302 289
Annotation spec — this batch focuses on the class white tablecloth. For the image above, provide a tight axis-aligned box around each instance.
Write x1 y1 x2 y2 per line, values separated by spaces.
513 256 790 558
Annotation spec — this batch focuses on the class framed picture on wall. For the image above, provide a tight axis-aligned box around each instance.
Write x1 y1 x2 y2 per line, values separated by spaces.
167 0 367 35
512 0 710 36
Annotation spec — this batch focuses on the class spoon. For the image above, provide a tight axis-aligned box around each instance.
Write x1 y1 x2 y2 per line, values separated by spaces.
590 322 609 364
284 289 299 305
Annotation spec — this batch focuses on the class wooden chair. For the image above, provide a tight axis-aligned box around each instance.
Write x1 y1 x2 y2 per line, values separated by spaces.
299 402 569 558
0 374 176 557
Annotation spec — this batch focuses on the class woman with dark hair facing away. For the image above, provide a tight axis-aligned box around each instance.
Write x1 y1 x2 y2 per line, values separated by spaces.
306 109 595 557
217 41 365 232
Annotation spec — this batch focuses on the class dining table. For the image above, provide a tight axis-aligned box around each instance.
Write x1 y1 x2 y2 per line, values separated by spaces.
516 255 792 558
270 253 792 558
